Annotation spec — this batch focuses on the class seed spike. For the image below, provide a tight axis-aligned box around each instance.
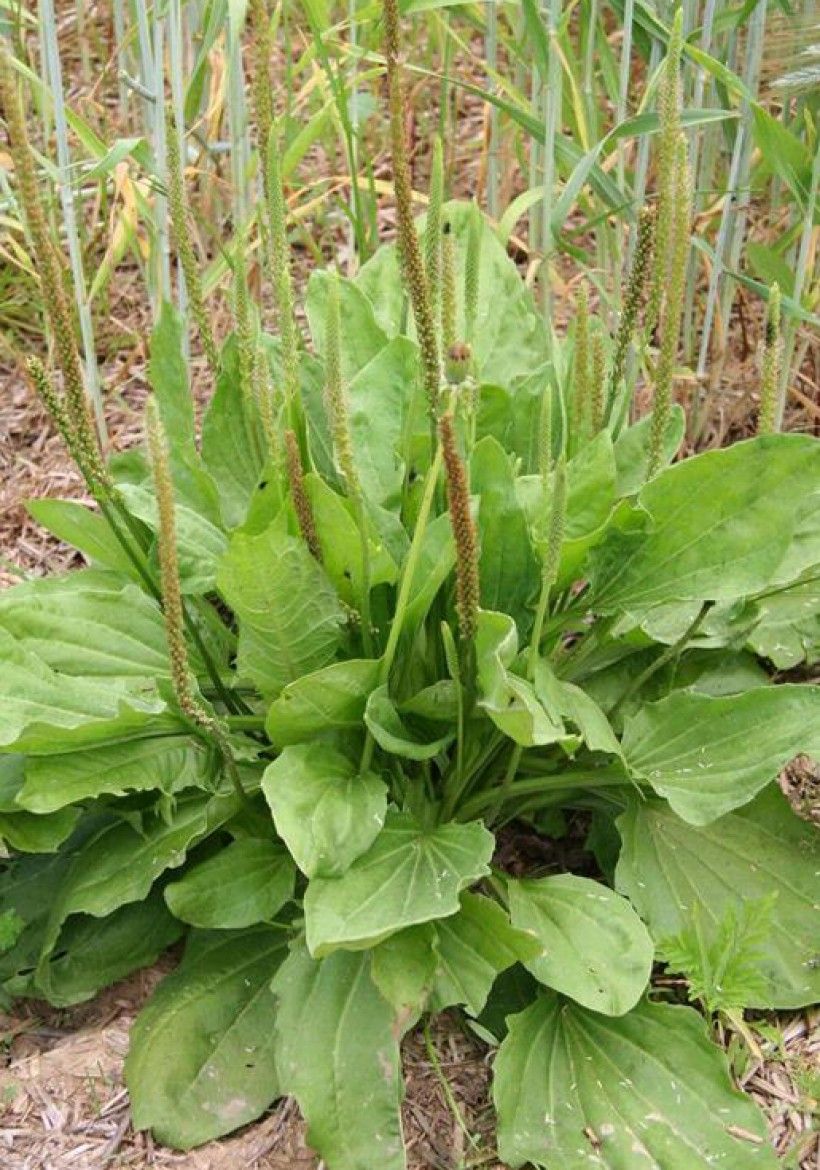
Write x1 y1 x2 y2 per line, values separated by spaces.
440 413 479 643
608 205 655 410
265 128 300 420
757 284 782 436
464 202 482 343
648 133 691 479
572 282 591 443
383 0 440 416
647 8 684 335
0 48 104 472
324 270 360 496
425 137 445 329
285 428 322 562
165 108 219 375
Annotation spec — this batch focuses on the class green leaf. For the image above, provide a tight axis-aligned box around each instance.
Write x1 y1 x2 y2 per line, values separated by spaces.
494 993 777 1170
265 659 381 748
305 270 389 379
565 430 617 539
34 890 183 1007
533 659 624 759
37 791 239 990
273 943 406 1170
0 805 81 853
401 512 456 635
623 685 820 823
0 628 168 754
200 339 266 529
304 811 494 957
18 736 213 813
507 874 653 1015
364 685 454 760
471 436 540 633
476 610 565 746
590 435 820 613
25 499 135 574
149 302 196 454
748 577 820 668
261 743 387 878
430 893 543 1018
0 571 171 679
357 201 549 385
126 927 288 1149
615 787 820 1009
164 839 295 929
217 529 344 697
347 338 417 512
119 483 228 595
304 475 398 606
612 405 686 496
371 924 438 1022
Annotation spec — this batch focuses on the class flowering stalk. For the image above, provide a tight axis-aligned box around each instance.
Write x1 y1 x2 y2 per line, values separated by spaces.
607 205 655 413
528 457 567 677
285 428 322 562
441 220 457 356
440 413 479 643
425 137 444 330
648 134 691 478
647 9 683 335
165 110 219 376
25 356 111 497
572 282 591 444
757 284 782 436
591 329 606 434
383 0 440 417
537 383 553 480
0 49 103 463
146 398 251 807
464 202 481 344
247 0 274 174
266 130 300 425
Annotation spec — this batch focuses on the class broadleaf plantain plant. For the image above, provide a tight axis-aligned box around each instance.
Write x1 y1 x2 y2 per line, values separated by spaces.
1 12 819 1170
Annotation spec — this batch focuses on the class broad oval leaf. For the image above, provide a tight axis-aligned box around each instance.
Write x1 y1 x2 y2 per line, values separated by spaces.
508 874 653 1015
494 993 777 1170
623 684 820 824
476 610 565 746
265 658 381 749
261 743 387 878
200 339 266 528
304 811 494 957
430 893 543 1018
273 943 406 1170
164 839 295 929
615 787 820 1009
364 685 454 760
217 529 344 697
589 435 820 613
18 736 213 813
0 628 168 755
119 483 228 595
305 269 389 380
34 890 183 1008
24 498 135 574
471 436 540 633
126 927 288 1149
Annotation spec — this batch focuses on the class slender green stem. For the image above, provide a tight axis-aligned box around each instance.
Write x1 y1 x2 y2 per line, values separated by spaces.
610 601 712 719
353 495 375 657
460 767 630 821
361 442 444 775
225 715 267 731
